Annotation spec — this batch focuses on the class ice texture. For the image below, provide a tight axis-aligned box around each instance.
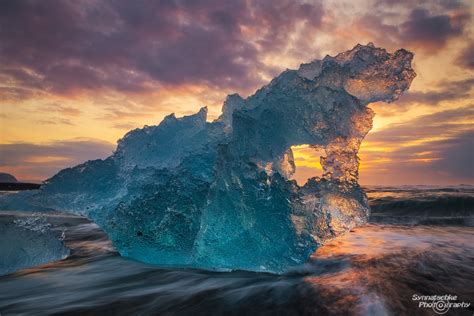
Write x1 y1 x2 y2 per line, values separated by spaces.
0 217 69 275
0 44 415 273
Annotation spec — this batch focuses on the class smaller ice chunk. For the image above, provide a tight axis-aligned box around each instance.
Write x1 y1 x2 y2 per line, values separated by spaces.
0 217 69 275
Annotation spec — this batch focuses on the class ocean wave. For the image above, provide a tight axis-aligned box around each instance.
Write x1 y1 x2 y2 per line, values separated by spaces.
368 188 474 225
370 196 474 215
1 222 473 315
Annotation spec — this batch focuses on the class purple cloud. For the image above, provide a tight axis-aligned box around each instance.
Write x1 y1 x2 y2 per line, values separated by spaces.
0 138 115 180
364 106 474 182
351 1 470 54
399 8 468 49
456 43 474 69
0 0 324 97
396 78 474 106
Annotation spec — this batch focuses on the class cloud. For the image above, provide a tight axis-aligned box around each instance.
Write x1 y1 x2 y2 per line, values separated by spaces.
456 42 474 69
111 123 139 130
0 138 115 181
35 118 76 126
430 130 474 179
367 106 473 141
395 78 474 106
41 104 82 116
0 0 324 97
360 106 474 184
349 1 470 55
399 8 468 50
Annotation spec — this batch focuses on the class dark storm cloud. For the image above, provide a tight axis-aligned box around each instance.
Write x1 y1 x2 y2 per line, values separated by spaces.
0 138 115 180
0 0 324 97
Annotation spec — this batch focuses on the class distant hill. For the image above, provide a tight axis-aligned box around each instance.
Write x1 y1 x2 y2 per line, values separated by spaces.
0 173 18 183
0 172 41 191
0 182 41 191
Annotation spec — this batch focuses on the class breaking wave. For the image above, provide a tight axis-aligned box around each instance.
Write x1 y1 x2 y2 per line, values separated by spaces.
367 186 474 226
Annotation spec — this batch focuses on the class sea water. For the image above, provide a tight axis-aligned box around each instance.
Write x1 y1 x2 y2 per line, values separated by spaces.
0 186 472 315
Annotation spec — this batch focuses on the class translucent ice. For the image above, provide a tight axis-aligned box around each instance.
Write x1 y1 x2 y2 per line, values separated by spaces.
0 217 69 275
0 44 415 273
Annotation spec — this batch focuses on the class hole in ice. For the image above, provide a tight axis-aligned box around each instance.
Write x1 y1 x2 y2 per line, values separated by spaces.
290 144 325 186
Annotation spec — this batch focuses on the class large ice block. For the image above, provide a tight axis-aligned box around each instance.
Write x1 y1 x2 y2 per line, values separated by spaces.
0 44 415 273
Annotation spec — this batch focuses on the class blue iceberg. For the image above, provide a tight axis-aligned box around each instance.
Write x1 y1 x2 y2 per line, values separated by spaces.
0 217 69 275
0 44 415 273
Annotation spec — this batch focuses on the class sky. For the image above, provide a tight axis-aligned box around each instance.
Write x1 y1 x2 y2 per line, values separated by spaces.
0 0 473 185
